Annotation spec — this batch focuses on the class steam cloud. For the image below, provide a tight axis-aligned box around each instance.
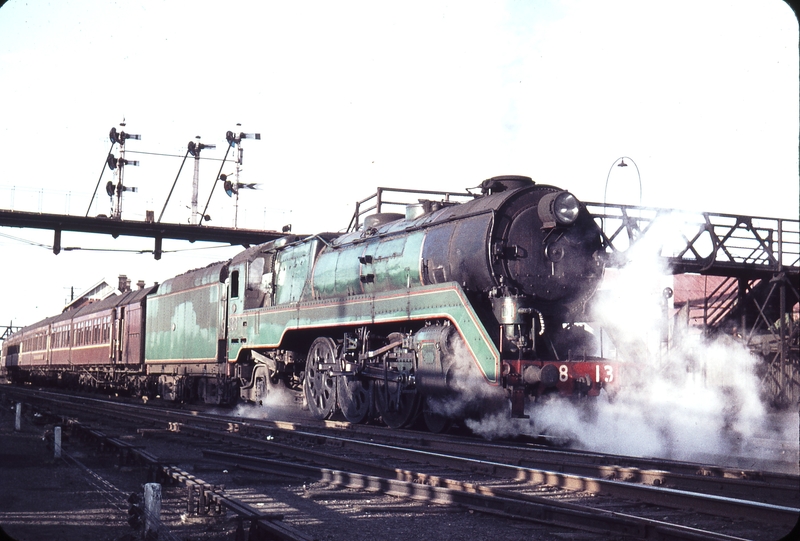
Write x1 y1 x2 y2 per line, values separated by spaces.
451 214 799 472
426 336 510 423
229 378 304 421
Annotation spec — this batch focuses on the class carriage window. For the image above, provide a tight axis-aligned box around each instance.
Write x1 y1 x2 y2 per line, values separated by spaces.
231 270 240 298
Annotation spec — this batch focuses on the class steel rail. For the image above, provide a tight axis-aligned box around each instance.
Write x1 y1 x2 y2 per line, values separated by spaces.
242 429 799 528
160 466 313 541
364 431 800 505
29 391 791 541
277 416 798 497
5 387 797 518
139 410 800 513
66 421 313 541
202 448 753 541
124 409 799 529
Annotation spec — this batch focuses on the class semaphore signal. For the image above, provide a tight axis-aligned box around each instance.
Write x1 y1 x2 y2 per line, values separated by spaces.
187 136 215 225
108 122 141 219
88 120 260 226
86 121 141 219
218 124 261 228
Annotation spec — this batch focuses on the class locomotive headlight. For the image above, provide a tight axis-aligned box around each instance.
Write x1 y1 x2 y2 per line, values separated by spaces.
554 192 579 224
538 191 580 228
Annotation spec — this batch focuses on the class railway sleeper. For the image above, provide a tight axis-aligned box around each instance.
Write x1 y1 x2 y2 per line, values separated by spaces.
69 423 162 473
160 465 314 541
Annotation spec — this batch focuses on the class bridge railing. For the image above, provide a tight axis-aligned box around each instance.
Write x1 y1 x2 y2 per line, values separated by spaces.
585 202 800 277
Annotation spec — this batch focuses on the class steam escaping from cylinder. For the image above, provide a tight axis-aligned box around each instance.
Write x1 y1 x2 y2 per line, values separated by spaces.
423 336 510 428
229 381 305 421
425 339 535 439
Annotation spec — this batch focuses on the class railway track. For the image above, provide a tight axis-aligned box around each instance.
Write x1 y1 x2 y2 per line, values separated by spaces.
3 385 798 540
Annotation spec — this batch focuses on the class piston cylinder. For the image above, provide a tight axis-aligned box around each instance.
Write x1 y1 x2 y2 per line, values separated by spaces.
413 325 458 395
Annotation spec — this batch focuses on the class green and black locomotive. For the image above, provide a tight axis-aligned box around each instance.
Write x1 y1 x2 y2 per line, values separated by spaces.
4 175 618 432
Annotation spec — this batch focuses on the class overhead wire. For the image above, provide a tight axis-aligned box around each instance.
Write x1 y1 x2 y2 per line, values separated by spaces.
126 149 227 161
0 231 52 248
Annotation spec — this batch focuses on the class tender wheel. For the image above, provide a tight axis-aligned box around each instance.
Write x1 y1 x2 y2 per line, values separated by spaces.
422 396 452 434
303 337 338 420
374 374 420 429
337 375 372 424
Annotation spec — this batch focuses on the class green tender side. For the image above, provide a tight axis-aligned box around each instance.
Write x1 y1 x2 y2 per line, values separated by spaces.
231 282 500 384
145 263 226 364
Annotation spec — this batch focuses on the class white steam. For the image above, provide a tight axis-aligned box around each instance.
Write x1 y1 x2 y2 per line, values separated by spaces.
452 213 799 471
229 380 305 421
427 337 509 424
531 335 787 464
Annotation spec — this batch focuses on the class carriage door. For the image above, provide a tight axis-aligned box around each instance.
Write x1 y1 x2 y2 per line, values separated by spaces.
122 304 143 366
228 263 246 361
113 307 123 365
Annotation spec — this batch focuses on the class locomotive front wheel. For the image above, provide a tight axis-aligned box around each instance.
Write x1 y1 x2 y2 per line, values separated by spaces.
303 337 338 420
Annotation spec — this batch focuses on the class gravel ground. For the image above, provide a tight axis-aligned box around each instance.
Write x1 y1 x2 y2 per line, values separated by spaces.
0 410 129 541
0 399 627 541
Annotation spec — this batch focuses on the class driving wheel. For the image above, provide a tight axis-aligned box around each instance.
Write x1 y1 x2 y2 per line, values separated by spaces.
337 375 372 424
374 372 420 429
303 337 338 420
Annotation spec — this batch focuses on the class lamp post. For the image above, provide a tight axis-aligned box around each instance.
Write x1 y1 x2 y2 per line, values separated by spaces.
604 156 642 208
600 157 642 360
601 156 643 239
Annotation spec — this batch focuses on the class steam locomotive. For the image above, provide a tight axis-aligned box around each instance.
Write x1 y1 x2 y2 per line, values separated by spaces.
2 175 617 431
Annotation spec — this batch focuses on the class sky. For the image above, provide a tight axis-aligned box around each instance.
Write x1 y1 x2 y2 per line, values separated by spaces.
0 0 797 327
